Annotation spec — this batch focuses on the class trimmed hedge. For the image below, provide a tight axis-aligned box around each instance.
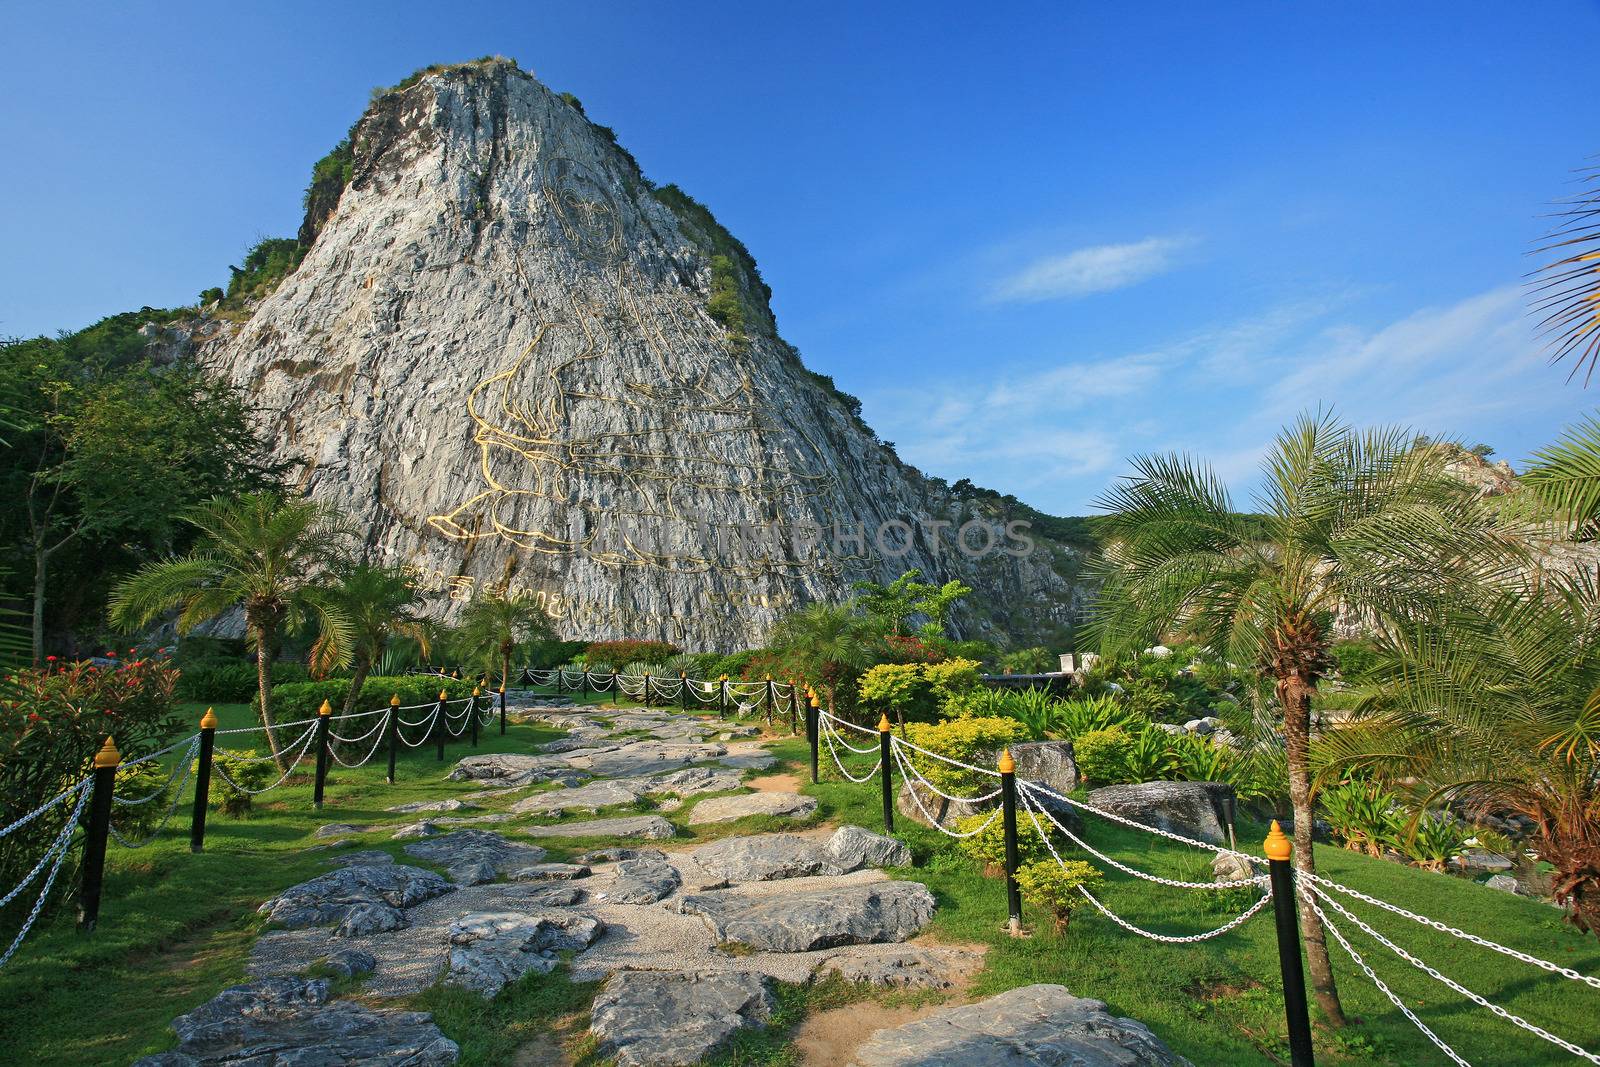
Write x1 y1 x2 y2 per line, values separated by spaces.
175 661 309 702
261 675 478 722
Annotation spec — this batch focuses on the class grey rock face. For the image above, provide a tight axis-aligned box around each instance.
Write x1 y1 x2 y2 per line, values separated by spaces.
334 902 409 938
523 814 677 840
513 861 592 881
678 881 936 952
578 846 666 864
897 780 986 831
1009 741 1079 797
850 984 1190 1066
321 948 377 978
625 765 744 797
509 779 644 815
825 826 912 870
131 976 458 1066
260 864 454 930
590 970 775 1067
606 856 683 904
1085 781 1237 845
689 834 845 883
1455 852 1515 873
402 830 550 885
812 946 978 989
445 911 604 997
197 60 1079 652
687 791 817 825
1486 874 1522 895
571 741 727 779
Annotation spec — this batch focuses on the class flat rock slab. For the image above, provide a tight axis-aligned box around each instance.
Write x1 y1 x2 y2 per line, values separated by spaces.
689 834 847 884
327 849 394 868
259 864 454 931
386 798 478 814
446 911 604 997
688 792 818 825
568 741 728 779
1085 781 1235 846
522 815 677 841
513 862 592 881
602 856 682 904
402 830 549 885
718 752 777 771
678 880 935 952
850 984 1190 1066
825 825 912 870
620 765 744 797
590 970 774 1067
448 752 583 787
812 945 980 989
132 976 458 1066
510 780 645 815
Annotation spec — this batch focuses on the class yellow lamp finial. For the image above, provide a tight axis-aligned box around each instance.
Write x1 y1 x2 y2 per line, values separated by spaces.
1264 820 1292 862
318 699 333 716
439 689 448 701
95 736 121 768
998 748 1016 774
473 686 481 697
877 714 892 733
199 707 218 730
390 693 401 706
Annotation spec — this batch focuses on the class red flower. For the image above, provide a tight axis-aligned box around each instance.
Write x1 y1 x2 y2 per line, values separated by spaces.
27 713 40 722
46 656 56 662
106 651 117 658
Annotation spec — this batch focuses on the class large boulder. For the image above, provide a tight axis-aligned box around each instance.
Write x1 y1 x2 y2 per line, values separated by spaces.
131 976 458 1066
445 911 604 997
1008 741 1079 797
259 864 454 930
689 834 846 883
590 970 775 1067
448 752 580 787
401 830 549 885
677 881 936 952
825 825 911 870
1084 781 1236 845
522 814 677 840
896 780 986 831
606 856 683 904
622 765 744 797
687 791 818 825
850 984 1190 1066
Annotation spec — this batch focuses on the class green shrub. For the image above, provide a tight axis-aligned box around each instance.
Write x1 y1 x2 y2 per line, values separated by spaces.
1318 780 1404 856
955 811 1054 870
208 749 273 817
110 761 175 841
523 639 588 670
998 646 1055 674
263 675 477 722
1395 811 1472 871
1330 640 1382 682
1054 695 1146 739
1013 858 1104 932
902 715 1026 795
584 640 679 666
1122 725 1178 782
175 660 308 702
1074 726 1135 785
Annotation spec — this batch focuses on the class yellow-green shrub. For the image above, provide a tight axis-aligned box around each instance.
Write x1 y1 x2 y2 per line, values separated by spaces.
1074 725 1135 784
902 715 1025 794
859 662 929 726
1014 858 1104 932
955 811 1054 870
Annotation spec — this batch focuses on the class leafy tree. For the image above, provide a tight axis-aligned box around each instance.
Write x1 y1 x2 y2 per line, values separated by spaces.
457 591 557 690
768 601 877 711
108 493 355 769
914 578 972 637
999 646 1056 673
1088 412 1513 1026
853 570 971 638
1320 567 1600 932
0 324 279 663
316 564 435 717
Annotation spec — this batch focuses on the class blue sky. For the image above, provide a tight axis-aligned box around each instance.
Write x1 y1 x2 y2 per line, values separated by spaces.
3 1 1596 513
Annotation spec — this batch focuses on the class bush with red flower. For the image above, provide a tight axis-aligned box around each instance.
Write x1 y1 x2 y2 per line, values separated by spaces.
1 657 185 910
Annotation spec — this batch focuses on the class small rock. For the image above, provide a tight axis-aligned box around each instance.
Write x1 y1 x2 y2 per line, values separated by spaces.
1486 874 1522 895
327 849 394 867
445 912 604 997
402 830 549 883
522 815 677 840
260 865 454 930
392 820 442 840
314 823 367 839
1455 852 1515 873
1212 853 1260 884
322 949 377 978
687 792 817 825
333 902 408 938
678 880 936 952
386 798 476 814
131 976 457 1066
825 825 911 870
606 857 682 904
851 984 1188 1066
512 862 592 881
590 970 774 1066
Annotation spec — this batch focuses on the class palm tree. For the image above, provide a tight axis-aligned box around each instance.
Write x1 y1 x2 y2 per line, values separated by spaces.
1319 567 1600 933
1523 412 1600 538
109 493 354 768
315 564 434 717
1088 412 1514 1026
768 601 876 714
456 590 556 691
1529 159 1600 385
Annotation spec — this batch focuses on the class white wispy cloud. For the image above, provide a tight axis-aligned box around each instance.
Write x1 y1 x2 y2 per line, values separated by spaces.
989 236 1195 303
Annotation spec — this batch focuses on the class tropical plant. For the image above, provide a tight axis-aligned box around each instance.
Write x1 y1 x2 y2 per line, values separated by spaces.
1528 160 1600 384
1123 725 1179 782
998 646 1055 674
1394 811 1473 872
456 590 557 692
1522 412 1600 537
1089 412 1513 1023
316 564 434 717
1318 779 1404 857
108 493 355 769
767 601 877 711
209 749 272 816
858 662 929 731
1319 567 1600 934
1054 695 1145 739
1013 858 1104 933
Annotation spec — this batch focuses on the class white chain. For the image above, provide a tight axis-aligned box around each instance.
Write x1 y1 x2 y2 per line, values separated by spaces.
0 775 91 839
117 732 203 770
1018 782 1267 890
818 710 881 753
1297 867 1600 991
1304 891 1472 1066
1021 780 1256 862
328 716 387 744
0 780 90 970
215 723 317 762
213 712 322 736
0 779 91 910
890 736 1003 803
888 732 1004 778
213 726 317 794
1302 879 1600 1064
892 745 1001 837
820 715 883 782
395 708 439 747
110 742 198 848
329 722 388 768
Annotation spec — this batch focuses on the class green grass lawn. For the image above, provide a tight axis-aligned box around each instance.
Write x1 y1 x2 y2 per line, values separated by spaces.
783 736 1600 1067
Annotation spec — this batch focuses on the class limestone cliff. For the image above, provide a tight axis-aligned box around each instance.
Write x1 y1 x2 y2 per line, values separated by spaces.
199 59 1082 649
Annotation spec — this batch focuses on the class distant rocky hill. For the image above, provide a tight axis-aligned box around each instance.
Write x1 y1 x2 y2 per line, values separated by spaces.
170 58 1086 650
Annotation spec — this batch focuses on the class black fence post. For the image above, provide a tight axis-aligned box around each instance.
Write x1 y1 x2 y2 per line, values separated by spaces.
807 693 820 784
680 671 688 711
877 713 895 832
434 690 448 762
611 671 619 706
1000 748 1024 937
312 700 333 809
1267 821 1316 1067
498 684 508 736
470 687 481 747
78 736 120 933
718 675 728 719
643 672 652 709
386 694 400 784
190 708 217 853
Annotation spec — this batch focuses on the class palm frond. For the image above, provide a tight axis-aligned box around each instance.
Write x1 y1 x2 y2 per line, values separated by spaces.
1524 412 1600 534
1528 162 1600 385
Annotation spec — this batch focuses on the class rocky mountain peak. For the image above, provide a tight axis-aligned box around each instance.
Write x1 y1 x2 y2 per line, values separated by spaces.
200 60 1079 649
